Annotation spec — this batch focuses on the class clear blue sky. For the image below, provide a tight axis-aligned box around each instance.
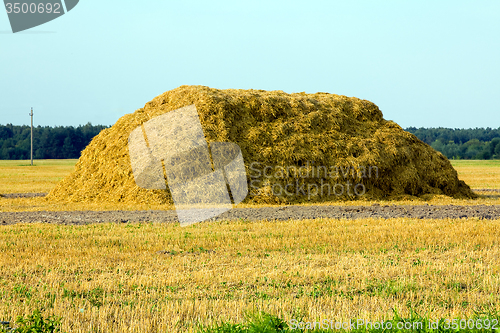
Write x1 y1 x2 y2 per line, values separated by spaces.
1 1 499 128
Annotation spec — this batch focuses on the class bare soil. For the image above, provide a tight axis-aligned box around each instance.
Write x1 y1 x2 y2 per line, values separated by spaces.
0 193 48 198
2 191 499 225
1 204 500 225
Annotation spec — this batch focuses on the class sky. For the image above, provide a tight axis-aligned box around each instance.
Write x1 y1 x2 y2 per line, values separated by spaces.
1 0 499 128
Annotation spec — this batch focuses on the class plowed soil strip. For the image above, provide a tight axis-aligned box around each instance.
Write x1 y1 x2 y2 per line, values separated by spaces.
1 205 500 225
0 193 48 198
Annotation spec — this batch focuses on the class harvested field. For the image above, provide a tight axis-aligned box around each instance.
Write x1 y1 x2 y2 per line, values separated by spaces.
1 160 499 331
0 102 498 331
450 160 500 189
1 218 500 332
0 159 77 194
47 86 475 205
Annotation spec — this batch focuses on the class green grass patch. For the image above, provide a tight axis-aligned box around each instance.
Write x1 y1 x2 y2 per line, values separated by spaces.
199 310 500 332
0 309 62 333
450 160 500 168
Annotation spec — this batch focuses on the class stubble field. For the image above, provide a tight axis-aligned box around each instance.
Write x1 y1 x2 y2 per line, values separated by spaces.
0 159 499 332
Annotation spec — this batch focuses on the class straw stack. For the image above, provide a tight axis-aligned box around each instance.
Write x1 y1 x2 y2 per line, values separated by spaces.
47 85 476 204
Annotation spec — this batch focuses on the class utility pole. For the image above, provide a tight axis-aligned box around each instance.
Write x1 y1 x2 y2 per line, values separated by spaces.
30 107 33 166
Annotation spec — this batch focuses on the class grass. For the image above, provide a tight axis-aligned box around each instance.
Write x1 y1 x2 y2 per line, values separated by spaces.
4 309 500 333
1 218 500 332
1 160 500 332
199 310 500 332
200 313 500 333
0 309 62 333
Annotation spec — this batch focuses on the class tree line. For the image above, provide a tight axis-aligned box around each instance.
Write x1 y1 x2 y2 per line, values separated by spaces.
0 124 499 160
0 123 109 160
406 127 500 160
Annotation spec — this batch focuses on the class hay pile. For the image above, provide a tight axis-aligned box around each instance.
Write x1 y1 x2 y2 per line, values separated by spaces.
48 85 476 204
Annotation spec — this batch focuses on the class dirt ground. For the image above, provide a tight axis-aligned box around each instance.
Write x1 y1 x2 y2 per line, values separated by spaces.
1 201 500 225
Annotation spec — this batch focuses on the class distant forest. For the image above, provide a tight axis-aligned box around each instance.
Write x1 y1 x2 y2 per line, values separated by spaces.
0 123 109 159
0 124 499 160
406 127 500 160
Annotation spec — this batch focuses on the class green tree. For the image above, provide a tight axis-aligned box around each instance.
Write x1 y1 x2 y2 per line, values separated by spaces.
491 138 500 159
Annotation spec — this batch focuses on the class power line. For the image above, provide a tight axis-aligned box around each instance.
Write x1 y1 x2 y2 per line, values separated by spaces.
29 107 33 166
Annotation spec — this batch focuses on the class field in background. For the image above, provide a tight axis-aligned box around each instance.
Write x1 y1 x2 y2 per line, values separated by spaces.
0 160 77 194
1 217 499 332
450 160 500 189
0 159 499 212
